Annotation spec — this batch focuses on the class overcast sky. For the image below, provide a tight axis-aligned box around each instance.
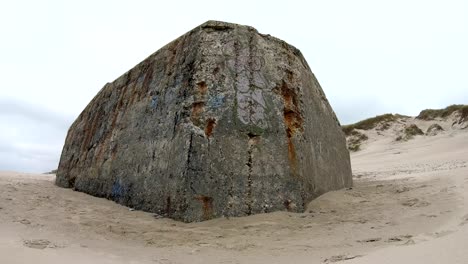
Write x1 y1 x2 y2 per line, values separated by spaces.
1 0 467 173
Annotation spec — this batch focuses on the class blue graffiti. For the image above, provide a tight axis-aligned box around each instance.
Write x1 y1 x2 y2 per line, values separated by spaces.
151 96 158 108
112 180 124 199
207 94 225 109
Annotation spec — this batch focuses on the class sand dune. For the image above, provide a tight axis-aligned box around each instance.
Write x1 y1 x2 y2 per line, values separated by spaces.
1 121 467 263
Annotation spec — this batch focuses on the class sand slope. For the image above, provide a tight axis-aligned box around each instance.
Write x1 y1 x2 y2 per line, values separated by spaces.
1 127 467 263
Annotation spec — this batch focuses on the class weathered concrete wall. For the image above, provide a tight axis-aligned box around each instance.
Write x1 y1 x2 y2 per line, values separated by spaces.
56 20 352 222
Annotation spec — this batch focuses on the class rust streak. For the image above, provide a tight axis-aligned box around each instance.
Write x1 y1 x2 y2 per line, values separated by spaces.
283 199 293 212
191 102 205 124
95 84 129 162
204 118 216 138
194 195 213 220
196 81 208 95
141 63 154 98
81 110 102 153
128 82 139 106
275 80 303 176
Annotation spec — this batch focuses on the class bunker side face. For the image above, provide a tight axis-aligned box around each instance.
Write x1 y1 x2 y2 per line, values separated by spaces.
56 20 352 222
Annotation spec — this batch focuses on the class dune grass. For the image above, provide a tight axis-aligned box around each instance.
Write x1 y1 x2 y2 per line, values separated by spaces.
417 104 468 120
461 106 468 122
342 114 406 136
347 130 369 152
396 124 424 141
426 123 444 136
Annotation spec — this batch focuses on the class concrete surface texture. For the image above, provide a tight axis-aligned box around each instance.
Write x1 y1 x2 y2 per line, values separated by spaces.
56 20 352 222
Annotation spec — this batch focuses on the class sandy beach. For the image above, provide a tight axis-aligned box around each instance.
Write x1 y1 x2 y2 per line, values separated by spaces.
1 121 467 263
2 0 466 263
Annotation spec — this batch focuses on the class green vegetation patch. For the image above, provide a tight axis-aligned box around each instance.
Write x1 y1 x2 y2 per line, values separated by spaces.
342 114 406 136
460 106 468 122
347 130 369 152
417 104 468 120
426 123 444 136
396 124 424 141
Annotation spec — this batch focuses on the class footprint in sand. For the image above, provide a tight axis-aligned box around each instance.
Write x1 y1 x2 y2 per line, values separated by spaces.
386 235 413 243
420 214 438 218
16 219 31 225
323 254 363 263
395 187 411 193
401 198 430 207
357 237 381 243
23 239 52 249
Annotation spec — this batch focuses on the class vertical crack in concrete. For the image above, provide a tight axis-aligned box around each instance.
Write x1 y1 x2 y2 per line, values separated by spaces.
186 133 196 193
246 136 254 215
246 132 260 215
233 37 240 123
227 170 234 217
172 112 179 139
244 34 256 216
247 33 255 124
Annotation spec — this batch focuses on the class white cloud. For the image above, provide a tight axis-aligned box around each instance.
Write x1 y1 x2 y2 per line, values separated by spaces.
0 99 72 172
0 0 467 171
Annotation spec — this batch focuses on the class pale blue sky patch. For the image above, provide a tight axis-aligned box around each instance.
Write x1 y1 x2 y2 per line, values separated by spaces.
0 0 466 172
